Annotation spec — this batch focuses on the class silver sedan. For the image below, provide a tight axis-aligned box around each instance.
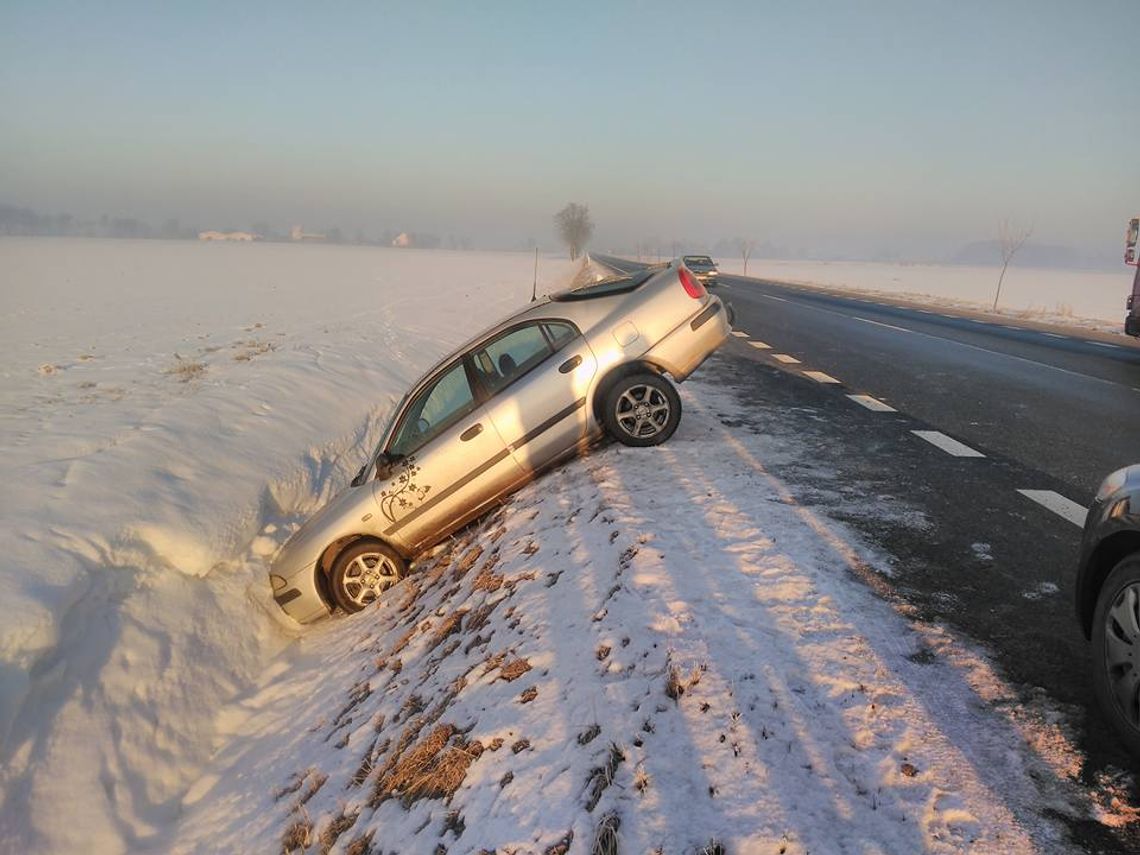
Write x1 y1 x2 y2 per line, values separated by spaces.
269 262 731 622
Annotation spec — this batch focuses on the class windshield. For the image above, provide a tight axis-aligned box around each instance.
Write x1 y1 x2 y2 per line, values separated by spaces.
684 256 714 266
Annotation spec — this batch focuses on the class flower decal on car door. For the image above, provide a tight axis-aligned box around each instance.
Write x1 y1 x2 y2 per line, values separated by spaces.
378 456 431 524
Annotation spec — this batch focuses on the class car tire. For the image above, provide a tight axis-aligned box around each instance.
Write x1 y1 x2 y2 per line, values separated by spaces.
602 372 682 447
1091 553 1140 759
329 539 405 614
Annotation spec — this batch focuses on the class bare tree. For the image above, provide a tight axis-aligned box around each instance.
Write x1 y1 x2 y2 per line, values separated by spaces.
992 221 1032 311
554 203 594 261
736 238 757 277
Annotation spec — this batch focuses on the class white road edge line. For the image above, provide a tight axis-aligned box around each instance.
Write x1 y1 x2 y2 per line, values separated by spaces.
760 294 789 303
848 394 897 412
803 370 840 384
854 317 912 334
748 340 772 350
1017 490 1088 527
774 354 802 364
1043 333 1065 339
1086 341 1121 349
911 430 986 458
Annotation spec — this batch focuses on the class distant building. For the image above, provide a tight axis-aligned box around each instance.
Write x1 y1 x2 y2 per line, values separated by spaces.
198 230 260 241
291 225 326 242
392 232 412 248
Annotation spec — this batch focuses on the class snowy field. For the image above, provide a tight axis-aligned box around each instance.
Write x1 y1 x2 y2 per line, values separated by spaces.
714 258 1134 332
0 239 1128 853
0 238 578 852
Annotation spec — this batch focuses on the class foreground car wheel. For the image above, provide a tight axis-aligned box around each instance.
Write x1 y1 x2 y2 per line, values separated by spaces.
329 540 405 613
603 372 681 447
1092 555 1140 758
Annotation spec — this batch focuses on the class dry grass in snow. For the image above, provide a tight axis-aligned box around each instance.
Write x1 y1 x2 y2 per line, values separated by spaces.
161 374 1117 854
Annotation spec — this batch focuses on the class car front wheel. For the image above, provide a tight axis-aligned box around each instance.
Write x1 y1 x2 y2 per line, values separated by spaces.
602 372 682 447
1092 554 1140 758
329 540 405 613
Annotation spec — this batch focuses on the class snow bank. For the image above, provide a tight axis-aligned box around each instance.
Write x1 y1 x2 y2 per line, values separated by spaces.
0 238 578 852
161 377 1100 854
717 258 1133 331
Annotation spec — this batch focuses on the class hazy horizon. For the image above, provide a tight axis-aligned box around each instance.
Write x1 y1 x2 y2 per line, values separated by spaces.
3 1 1137 263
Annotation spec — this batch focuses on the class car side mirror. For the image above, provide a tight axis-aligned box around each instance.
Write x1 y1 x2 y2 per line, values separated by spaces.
350 465 367 487
372 452 403 481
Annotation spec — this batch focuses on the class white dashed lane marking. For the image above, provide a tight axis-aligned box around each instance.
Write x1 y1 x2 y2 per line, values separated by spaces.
848 394 897 412
854 317 912 333
911 430 986 458
774 354 802 364
760 294 789 303
803 371 840 384
1086 341 1121 349
1017 490 1088 527
748 341 771 350
730 330 750 338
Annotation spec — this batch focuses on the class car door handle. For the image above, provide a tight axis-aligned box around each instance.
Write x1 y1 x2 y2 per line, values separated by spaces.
559 355 582 374
460 423 483 441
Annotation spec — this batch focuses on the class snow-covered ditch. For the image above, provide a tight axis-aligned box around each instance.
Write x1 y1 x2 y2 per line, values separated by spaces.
714 258 1135 334
0 238 578 852
0 239 1124 853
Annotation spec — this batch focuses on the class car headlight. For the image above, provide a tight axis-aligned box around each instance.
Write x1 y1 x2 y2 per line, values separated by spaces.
1095 468 1130 503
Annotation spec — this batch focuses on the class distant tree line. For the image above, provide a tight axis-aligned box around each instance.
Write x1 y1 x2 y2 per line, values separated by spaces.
0 204 477 249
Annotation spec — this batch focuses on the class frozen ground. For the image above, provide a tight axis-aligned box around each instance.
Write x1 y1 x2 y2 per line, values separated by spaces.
714 258 1134 334
0 238 578 852
0 239 1126 853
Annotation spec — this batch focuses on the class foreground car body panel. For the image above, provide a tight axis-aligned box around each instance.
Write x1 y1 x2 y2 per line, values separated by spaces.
271 264 729 621
1076 465 1140 637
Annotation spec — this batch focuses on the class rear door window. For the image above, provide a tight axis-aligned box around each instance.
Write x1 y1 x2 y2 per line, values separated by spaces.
474 323 554 394
543 321 578 349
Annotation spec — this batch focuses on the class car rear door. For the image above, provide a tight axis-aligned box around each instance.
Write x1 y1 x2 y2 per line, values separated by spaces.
375 359 523 552
474 320 598 473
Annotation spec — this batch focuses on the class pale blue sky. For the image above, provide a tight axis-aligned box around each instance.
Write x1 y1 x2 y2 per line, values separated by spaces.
2 1 1136 258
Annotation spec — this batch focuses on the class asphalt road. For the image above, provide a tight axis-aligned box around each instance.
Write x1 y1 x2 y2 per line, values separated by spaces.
596 254 1140 851
599 255 1140 500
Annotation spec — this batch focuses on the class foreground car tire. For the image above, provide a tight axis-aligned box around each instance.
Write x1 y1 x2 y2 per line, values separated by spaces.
1091 554 1140 758
329 540 405 614
602 372 682 447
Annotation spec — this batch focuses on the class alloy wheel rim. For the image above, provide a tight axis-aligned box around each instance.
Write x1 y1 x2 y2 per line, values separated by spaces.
615 384 670 438
1104 581 1140 728
342 552 399 607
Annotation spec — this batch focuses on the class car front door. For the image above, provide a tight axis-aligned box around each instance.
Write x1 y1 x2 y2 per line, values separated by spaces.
374 359 523 553
474 321 598 473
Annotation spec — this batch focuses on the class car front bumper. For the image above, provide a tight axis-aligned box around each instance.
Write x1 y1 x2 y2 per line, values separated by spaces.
270 561 332 624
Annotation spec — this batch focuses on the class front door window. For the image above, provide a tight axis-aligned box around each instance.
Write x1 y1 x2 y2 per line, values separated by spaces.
389 362 476 458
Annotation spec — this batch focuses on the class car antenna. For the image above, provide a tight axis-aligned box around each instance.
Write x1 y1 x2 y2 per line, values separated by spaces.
531 246 539 302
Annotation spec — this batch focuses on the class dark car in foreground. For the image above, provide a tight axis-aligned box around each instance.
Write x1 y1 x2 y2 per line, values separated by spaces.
1075 464 1140 758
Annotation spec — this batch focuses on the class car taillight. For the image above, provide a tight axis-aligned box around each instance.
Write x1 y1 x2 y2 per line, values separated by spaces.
678 267 705 299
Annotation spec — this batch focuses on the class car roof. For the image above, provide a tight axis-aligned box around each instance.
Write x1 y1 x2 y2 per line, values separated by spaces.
406 267 661 395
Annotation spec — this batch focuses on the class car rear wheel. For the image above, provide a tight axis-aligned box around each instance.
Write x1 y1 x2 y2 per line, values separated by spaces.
1092 554 1140 758
329 540 405 613
602 372 681 447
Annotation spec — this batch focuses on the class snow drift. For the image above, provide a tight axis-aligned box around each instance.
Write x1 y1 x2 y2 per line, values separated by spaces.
0 238 578 852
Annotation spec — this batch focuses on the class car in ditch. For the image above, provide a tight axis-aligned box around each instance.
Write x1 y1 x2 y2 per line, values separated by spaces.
1075 464 1140 758
681 255 720 287
268 262 731 622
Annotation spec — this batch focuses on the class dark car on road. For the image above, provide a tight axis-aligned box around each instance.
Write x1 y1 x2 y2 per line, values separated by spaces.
1076 464 1140 758
681 255 719 287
